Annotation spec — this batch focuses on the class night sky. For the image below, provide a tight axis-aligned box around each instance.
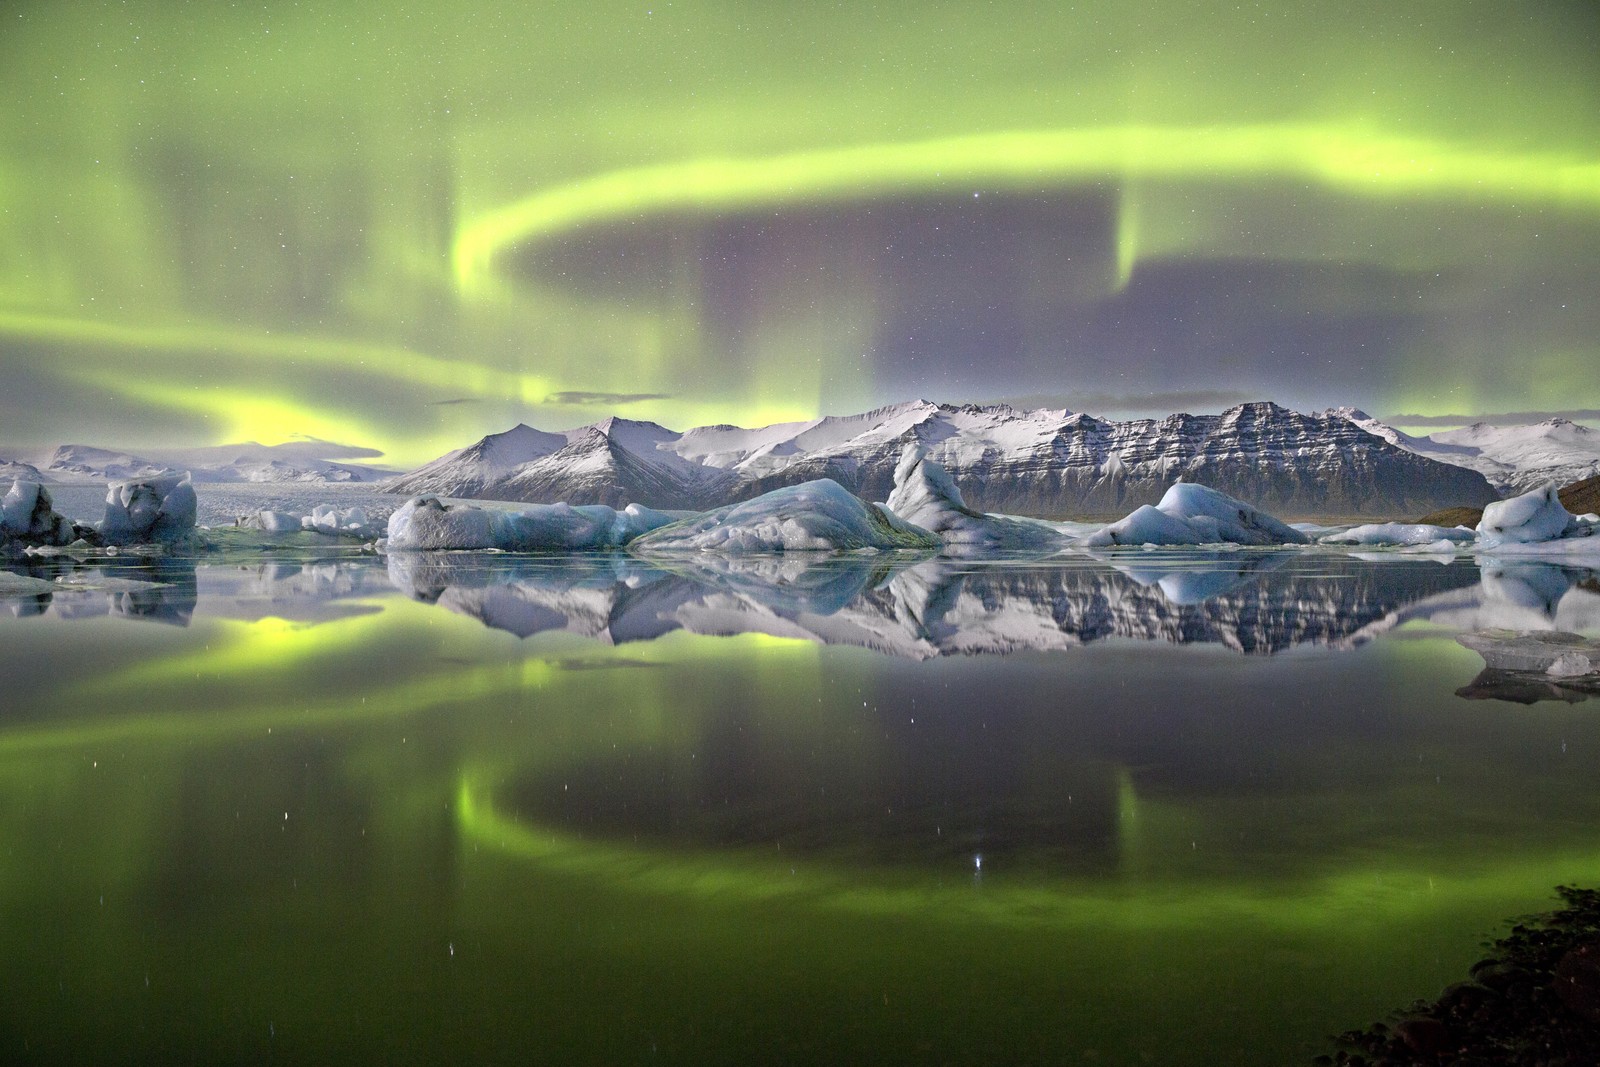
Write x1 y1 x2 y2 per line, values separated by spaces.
2 1 1597 467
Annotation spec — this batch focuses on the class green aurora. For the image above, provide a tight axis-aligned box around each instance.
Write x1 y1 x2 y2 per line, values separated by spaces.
2 0 1597 465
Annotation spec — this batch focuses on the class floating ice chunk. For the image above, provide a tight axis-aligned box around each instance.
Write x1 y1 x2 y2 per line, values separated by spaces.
1321 522 1475 547
254 504 385 539
1 480 74 546
387 497 496 549
1476 482 1586 546
385 496 676 551
1154 483 1309 545
631 479 939 553
1079 482 1309 548
489 501 676 550
258 510 304 533
100 474 197 544
884 446 1064 551
1080 504 1209 547
1458 630 1600 677
305 504 380 538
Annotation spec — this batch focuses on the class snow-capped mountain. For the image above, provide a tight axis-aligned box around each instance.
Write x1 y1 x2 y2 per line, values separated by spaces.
1330 409 1600 494
0 458 45 482
382 423 568 498
385 417 735 508
392 400 1497 518
40 445 176 483
0 441 400 484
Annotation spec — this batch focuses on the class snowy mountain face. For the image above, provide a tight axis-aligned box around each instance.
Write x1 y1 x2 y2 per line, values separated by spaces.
388 418 737 510
0 441 400 485
1332 410 1600 495
390 401 1498 518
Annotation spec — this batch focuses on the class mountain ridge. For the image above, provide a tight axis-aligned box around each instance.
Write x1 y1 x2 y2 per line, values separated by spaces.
1332 410 1600 494
383 400 1504 519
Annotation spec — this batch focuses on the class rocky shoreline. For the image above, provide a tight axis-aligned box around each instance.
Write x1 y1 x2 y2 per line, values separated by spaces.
1322 886 1600 1066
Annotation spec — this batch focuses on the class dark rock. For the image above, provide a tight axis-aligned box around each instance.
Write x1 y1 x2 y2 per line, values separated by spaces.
1321 886 1600 1065
1553 940 1600 1023
1414 504 1485 527
1394 1017 1452 1055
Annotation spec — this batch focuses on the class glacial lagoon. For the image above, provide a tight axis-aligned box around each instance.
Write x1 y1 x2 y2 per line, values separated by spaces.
3 540 1599 1065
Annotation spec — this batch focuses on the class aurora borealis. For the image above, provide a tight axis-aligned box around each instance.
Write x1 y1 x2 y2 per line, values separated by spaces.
2 1 1597 467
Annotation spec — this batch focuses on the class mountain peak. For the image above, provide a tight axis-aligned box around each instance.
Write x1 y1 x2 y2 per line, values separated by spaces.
1324 406 1372 422
1219 400 1290 420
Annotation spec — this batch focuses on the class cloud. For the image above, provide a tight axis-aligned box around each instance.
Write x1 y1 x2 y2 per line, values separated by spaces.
257 437 389 461
1384 409 1600 427
544 391 672 406
987 389 1264 415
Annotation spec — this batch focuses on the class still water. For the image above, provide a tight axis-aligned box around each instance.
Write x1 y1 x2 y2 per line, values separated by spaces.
2 545 1598 1064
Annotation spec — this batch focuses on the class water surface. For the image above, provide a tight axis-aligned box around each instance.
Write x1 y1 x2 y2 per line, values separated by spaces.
3 546 1598 1064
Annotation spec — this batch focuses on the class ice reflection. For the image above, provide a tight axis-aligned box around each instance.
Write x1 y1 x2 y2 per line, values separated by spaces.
0 557 197 624
385 550 1493 656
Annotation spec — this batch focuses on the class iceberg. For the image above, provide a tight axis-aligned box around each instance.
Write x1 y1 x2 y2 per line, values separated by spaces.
1079 482 1309 547
257 504 386 539
1320 522 1475 547
884 446 1065 551
1 480 75 548
630 479 939 553
257 510 305 534
99 473 197 545
1476 482 1590 547
385 496 676 551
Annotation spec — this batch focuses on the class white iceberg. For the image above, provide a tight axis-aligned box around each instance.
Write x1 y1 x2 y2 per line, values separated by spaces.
385 496 676 551
1320 522 1475 547
884 446 1064 551
99 473 197 545
257 510 305 533
1 480 75 548
257 504 385 539
1079 482 1309 547
1476 482 1590 547
630 479 938 553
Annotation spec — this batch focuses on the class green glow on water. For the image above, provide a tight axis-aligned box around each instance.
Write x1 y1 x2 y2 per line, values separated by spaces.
4 566 1600 1063
455 769 1600 935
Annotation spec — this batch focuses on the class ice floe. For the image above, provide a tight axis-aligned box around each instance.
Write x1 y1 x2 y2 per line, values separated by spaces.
385 496 677 551
883 446 1064 551
257 504 385 539
630 479 939 553
1 480 75 550
1476 482 1593 548
1320 522 1476 547
99 474 198 545
1078 482 1310 547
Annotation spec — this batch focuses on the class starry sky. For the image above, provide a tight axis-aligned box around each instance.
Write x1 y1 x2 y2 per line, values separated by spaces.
2 0 1597 467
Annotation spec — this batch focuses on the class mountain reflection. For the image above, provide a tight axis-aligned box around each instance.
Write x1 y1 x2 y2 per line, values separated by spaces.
8 551 1597 667
384 551 1500 657
1 556 198 624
